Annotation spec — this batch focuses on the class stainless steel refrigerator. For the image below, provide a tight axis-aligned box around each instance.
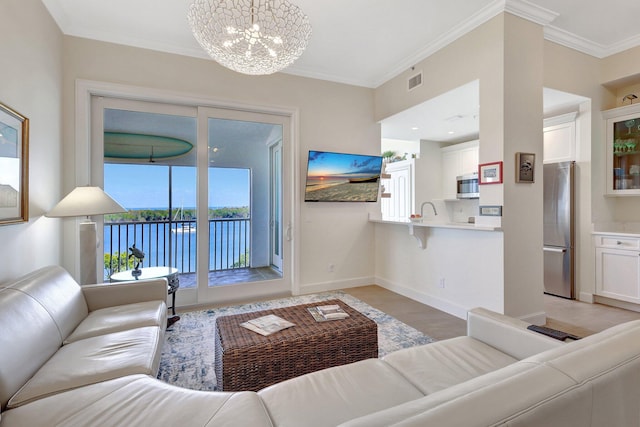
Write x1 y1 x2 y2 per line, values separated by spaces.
543 161 575 299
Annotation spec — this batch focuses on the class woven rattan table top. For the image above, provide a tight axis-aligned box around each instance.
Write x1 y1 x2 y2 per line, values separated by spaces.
215 299 375 349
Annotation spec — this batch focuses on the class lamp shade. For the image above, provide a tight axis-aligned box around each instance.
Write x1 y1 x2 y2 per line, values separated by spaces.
46 186 127 218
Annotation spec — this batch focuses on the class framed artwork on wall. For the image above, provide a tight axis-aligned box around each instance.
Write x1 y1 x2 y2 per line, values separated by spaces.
478 161 503 185
0 102 29 225
516 152 535 183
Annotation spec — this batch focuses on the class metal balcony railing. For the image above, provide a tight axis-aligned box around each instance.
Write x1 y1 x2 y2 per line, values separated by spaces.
103 218 250 280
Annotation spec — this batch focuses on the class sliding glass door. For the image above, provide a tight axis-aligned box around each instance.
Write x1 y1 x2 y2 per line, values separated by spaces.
196 107 291 301
93 96 292 306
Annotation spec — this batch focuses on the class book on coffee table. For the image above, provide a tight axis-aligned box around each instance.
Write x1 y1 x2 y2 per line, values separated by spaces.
307 304 350 322
240 314 296 336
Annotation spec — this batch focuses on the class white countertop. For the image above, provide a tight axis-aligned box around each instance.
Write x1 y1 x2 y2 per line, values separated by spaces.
592 231 640 238
370 219 502 232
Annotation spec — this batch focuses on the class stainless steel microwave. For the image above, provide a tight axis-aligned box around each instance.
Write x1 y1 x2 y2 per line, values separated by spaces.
456 173 479 199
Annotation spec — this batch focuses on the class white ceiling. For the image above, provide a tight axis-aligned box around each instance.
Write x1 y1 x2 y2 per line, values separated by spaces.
42 0 634 143
42 0 640 89
380 82 590 143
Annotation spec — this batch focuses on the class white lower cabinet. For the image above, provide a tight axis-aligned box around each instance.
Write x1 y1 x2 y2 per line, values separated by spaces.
595 234 640 304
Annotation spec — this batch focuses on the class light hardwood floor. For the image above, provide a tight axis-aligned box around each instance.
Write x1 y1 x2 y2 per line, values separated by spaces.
344 285 640 340
181 283 640 340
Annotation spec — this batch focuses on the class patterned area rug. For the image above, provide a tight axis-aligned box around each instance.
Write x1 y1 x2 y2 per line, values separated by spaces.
157 290 434 391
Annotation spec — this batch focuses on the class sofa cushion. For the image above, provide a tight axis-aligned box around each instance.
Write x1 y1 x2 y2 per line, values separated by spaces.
7 326 163 408
258 358 423 427
339 362 580 427
5 266 88 340
466 307 564 360
382 336 518 395
64 300 166 344
0 289 62 411
0 375 274 427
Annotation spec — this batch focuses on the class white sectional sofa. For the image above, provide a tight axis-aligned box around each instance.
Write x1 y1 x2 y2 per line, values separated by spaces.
2 266 640 426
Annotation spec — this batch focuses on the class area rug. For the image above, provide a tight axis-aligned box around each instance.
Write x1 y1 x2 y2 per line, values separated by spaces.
157 290 434 391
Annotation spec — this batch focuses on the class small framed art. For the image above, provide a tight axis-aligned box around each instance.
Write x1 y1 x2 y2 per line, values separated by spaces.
0 102 29 225
478 161 503 185
516 152 535 183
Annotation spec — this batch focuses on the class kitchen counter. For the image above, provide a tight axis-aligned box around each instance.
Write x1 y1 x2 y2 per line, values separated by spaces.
370 218 502 232
370 219 501 249
592 231 640 238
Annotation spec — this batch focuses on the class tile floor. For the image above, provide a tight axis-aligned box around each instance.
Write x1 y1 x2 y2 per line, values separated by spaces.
178 267 282 288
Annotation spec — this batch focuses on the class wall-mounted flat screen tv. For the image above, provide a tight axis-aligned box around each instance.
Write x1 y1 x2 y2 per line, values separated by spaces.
304 150 383 202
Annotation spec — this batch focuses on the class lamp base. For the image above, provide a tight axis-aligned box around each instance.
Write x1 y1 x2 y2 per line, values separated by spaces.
79 221 98 285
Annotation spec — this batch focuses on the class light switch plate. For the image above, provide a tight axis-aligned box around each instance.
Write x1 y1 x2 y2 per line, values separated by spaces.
479 205 502 216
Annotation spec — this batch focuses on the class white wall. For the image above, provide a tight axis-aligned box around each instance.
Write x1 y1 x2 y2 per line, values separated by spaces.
414 141 443 207
381 138 420 160
60 36 380 299
0 0 63 282
375 224 504 319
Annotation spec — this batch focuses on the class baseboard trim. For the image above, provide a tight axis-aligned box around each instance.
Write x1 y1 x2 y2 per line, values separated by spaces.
594 295 640 313
374 276 468 320
579 292 594 304
298 276 376 295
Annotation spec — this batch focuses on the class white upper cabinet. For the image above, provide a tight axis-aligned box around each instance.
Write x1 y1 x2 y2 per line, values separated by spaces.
543 112 577 164
441 140 479 200
603 104 640 196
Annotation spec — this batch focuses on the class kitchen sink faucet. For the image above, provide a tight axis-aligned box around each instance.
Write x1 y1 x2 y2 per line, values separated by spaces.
420 201 437 217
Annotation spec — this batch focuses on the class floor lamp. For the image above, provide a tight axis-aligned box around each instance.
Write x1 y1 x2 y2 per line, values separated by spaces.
47 186 127 285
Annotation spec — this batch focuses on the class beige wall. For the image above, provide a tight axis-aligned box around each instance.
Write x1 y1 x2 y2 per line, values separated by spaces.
500 15 545 319
375 16 640 316
542 41 607 301
61 37 380 297
0 0 63 282
374 14 549 321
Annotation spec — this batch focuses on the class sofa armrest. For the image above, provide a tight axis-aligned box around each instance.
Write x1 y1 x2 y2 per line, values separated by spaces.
466 307 564 360
81 279 168 312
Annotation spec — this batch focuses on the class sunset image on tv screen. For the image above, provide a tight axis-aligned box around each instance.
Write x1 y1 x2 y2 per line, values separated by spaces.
304 150 383 202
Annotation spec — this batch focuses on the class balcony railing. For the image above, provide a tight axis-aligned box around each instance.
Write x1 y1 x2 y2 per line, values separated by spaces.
103 218 250 280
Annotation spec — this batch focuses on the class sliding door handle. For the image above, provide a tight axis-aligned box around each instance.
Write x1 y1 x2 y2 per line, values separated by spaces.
285 223 292 241
543 247 566 253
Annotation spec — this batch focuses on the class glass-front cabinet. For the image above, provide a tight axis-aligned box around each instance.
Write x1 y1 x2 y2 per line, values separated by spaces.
604 103 640 196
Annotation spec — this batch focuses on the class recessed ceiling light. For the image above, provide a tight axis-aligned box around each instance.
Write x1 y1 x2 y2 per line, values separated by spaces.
448 131 455 134
411 127 419 131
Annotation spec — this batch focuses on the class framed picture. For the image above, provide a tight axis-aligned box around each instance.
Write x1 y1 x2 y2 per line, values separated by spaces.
516 152 535 183
0 102 29 225
478 161 503 185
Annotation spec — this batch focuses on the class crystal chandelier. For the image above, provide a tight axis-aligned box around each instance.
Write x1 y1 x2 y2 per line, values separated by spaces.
188 0 312 75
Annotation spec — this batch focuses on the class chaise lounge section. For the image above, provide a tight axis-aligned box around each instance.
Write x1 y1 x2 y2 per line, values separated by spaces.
2 266 640 426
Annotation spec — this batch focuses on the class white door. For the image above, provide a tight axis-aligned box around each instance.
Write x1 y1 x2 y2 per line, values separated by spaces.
196 107 292 303
270 141 283 271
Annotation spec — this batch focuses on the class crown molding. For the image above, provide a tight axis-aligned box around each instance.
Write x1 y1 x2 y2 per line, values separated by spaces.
370 0 507 88
503 0 559 27
544 25 608 58
371 0 559 88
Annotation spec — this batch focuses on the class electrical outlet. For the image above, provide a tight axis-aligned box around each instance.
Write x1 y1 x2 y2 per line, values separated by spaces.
328 264 335 273
438 278 445 288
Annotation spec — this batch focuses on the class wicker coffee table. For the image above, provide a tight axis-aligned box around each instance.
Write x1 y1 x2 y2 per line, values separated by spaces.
214 299 378 391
